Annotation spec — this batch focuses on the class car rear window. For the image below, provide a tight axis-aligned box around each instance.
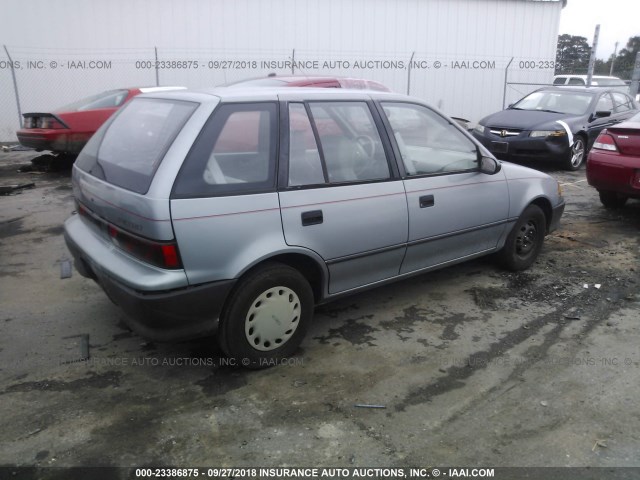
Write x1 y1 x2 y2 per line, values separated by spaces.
76 98 197 194
56 89 130 112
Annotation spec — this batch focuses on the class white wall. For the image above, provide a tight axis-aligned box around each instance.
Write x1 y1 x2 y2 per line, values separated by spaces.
0 0 563 141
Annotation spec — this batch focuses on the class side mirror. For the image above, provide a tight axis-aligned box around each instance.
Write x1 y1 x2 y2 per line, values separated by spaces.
594 110 612 119
480 156 501 175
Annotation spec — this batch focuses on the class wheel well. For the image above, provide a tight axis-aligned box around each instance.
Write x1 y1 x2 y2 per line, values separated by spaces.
575 131 588 149
250 253 325 304
531 197 552 232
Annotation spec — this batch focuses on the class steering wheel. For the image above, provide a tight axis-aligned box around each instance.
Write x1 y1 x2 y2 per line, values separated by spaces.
356 135 376 157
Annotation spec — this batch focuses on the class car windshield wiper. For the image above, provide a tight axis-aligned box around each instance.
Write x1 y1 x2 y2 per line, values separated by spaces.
536 109 563 114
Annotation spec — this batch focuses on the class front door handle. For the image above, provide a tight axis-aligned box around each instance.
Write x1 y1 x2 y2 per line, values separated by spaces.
419 195 435 208
301 210 323 226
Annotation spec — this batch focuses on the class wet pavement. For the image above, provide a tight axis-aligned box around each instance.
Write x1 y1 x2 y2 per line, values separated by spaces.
1 151 639 469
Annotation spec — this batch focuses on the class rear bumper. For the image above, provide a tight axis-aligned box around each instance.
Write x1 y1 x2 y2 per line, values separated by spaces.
64 216 236 341
17 129 88 154
586 151 640 198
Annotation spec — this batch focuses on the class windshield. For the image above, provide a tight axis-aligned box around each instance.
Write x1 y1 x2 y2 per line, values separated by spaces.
513 91 594 115
56 89 130 112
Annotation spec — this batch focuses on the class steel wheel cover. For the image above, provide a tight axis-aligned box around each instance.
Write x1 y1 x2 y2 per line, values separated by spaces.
515 220 537 256
245 286 301 351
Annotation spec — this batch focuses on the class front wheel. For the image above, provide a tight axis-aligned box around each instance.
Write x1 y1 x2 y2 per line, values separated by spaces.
497 205 547 271
564 136 586 171
217 263 314 368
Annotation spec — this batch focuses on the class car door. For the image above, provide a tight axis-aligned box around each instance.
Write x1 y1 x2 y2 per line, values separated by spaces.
378 101 509 275
278 101 408 294
611 92 639 123
170 102 284 285
586 92 618 147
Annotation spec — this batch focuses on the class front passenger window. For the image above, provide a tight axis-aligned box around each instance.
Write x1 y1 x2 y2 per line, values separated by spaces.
382 103 478 176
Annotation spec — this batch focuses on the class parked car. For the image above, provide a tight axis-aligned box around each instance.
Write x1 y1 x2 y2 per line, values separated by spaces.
64 87 565 367
586 111 640 208
472 87 639 170
16 86 185 155
553 75 628 93
224 75 391 92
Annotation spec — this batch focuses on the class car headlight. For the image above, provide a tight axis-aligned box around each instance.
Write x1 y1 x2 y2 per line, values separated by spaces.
529 130 567 138
473 124 485 135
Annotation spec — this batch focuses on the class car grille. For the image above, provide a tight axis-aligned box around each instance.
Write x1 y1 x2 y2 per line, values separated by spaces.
488 127 522 138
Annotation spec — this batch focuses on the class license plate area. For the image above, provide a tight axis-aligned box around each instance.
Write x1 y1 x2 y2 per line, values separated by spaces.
491 141 508 153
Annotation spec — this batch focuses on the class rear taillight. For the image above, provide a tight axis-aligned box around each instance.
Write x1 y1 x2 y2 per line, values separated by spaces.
592 133 618 152
37 117 65 129
77 202 182 269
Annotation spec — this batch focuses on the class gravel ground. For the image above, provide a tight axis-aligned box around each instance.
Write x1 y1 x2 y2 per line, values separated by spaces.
0 151 639 474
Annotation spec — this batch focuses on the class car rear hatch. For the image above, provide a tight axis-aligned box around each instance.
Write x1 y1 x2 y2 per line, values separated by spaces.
71 96 198 271
607 123 640 156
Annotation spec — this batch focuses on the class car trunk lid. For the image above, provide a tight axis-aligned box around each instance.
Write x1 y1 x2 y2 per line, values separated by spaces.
608 122 640 156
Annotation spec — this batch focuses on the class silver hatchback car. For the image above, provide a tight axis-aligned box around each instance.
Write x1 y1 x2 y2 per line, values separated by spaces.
64 87 565 367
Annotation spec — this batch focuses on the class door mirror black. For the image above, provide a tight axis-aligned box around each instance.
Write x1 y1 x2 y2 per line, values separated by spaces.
594 110 612 119
479 156 501 175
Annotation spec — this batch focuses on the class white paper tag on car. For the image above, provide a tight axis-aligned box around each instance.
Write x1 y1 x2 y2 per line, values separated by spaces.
556 120 573 146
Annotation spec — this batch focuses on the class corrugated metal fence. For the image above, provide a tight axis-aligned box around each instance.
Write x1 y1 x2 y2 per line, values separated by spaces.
0 46 554 142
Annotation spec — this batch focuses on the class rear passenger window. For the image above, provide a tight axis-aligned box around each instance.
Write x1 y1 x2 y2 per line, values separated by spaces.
288 104 326 186
568 78 585 85
553 78 566 85
172 103 277 197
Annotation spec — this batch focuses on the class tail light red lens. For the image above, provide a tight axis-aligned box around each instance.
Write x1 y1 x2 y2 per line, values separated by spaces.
37 117 65 129
592 133 618 152
77 202 182 269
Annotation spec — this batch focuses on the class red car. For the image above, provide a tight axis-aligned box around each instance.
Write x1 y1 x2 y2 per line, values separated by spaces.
586 111 640 208
17 86 185 155
225 75 391 92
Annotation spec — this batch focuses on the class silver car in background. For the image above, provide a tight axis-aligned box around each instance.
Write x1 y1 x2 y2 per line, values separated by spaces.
64 87 565 367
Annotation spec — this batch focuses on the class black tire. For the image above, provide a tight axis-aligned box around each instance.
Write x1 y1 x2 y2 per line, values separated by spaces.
598 190 628 209
564 135 586 171
217 263 313 369
498 205 547 271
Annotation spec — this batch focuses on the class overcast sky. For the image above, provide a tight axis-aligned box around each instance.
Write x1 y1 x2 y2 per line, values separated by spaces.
559 0 639 58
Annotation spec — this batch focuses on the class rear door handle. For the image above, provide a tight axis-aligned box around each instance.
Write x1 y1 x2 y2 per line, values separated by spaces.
301 210 323 226
419 195 435 208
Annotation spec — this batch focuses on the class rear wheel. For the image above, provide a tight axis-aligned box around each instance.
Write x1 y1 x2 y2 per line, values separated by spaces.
598 190 628 209
217 263 313 368
498 204 546 271
564 135 586 171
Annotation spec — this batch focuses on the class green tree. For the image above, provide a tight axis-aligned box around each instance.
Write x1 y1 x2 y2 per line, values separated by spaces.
613 36 640 79
555 34 591 74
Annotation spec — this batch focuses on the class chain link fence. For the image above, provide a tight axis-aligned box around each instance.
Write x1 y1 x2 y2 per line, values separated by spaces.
1 46 559 142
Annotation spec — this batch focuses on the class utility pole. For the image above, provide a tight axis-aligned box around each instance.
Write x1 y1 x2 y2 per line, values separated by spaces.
609 41 618 76
629 52 640 100
586 24 600 86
